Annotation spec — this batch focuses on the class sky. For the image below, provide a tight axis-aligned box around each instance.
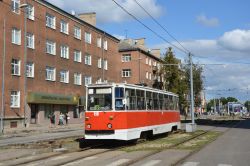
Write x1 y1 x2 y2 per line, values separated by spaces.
47 0 250 102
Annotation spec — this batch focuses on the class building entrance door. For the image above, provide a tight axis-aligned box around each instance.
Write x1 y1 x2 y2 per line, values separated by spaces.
30 104 38 124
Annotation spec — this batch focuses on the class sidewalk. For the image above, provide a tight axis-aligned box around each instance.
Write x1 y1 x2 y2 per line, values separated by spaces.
0 123 85 147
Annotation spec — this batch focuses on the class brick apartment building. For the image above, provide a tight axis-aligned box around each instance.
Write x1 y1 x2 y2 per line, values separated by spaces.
0 0 120 129
119 38 164 88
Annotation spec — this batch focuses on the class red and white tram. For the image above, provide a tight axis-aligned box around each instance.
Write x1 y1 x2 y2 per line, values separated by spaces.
85 83 180 141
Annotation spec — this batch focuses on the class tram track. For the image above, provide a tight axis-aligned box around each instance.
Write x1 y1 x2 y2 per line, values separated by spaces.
0 119 240 166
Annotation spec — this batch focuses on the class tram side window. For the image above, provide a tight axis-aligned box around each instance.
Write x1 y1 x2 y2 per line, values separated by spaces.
153 92 159 110
146 91 153 110
159 94 164 110
115 87 125 110
125 88 137 110
169 96 174 110
136 90 145 110
176 97 179 110
164 94 170 110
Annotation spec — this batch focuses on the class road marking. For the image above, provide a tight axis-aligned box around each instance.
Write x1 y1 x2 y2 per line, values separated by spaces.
107 159 130 166
218 164 232 166
182 162 200 166
141 160 162 166
50 155 68 161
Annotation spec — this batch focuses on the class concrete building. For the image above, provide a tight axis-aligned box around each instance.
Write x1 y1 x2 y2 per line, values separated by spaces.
0 0 120 129
118 38 164 89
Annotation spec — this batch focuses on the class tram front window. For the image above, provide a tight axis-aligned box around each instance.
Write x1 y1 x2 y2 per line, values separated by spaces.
88 88 112 111
115 87 125 110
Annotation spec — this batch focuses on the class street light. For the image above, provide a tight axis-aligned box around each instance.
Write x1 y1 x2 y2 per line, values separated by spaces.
1 3 28 134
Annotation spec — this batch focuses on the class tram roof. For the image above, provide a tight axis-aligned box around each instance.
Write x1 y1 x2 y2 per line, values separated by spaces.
86 83 178 97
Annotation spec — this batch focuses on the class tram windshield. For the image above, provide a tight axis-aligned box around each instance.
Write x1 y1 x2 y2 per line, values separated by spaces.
87 87 112 111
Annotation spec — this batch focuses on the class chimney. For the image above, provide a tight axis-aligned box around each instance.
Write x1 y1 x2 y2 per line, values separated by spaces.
151 49 161 58
134 38 145 46
78 12 96 26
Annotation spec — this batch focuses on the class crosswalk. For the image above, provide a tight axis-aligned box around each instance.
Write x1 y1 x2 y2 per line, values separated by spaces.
181 162 233 166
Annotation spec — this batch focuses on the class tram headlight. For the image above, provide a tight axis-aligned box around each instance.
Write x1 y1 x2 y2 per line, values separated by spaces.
109 116 114 120
107 123 112 129
86 124 91 129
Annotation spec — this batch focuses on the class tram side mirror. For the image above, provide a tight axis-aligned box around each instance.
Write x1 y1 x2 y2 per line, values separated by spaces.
123 99 127 105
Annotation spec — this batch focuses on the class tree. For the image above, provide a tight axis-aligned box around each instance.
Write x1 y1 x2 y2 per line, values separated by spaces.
244 101 250 111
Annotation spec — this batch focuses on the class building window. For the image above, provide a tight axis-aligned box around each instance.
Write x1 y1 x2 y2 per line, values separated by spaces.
146 72 148 79
26 62 34 78
12 28 21 45
122 69 131 77
46 40 56 55
97 58 102 68
46 66 56 81
85 32 91 44
74 26 81 40
97 37 102 48
146 58 148 64
46 13 56 29
60 45 69 59
85 54 92 65
74 50 81 62
26 33 35 49
74 73 82 85
96 78 102 84
104 60 108 70
122 54 131 62
60 20 69 34
149 59 152 66
149 73 152 80
60 70 69 83
85 76 92 86
27 4 34 20
10 91 20 108
103 40 108 50
11 0 20 14
153 61 157 66
11 59 20 76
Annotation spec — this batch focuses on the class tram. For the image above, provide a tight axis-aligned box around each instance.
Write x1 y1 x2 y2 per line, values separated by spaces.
84 83 180 141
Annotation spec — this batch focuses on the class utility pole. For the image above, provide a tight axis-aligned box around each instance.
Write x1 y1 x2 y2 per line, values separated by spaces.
186 53 196 132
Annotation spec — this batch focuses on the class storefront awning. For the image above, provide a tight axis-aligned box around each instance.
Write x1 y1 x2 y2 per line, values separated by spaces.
27 92 79 105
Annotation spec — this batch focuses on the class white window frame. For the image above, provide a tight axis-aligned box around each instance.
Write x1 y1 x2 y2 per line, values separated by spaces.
11 0 20 14
104 59 108 70
26 32 35 49
26 62 34 78
146 72 148 79
122 69 131 77
60 20 69 35
27 4 34 20
97 58 102 68
46 13 56 29
60 70 69 83
46 40 56 55
122 54 131 62
74 50 82 63
12 28 21 45
85 32 91 44
146 58 148 64
84 76 92 86
97 37 102 48
10 91 20 108
85 54 92 65
149 59 152 66
46 66 56 81
60 45 69 59
11 59 21 76
149 73 152 80
74 73 82 85
103 40 108 50
74 26 81 40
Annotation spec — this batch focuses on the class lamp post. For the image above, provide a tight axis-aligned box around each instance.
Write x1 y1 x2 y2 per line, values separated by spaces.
1 3 28 134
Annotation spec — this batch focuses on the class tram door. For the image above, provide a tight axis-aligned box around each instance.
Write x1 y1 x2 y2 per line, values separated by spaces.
30 104 38 124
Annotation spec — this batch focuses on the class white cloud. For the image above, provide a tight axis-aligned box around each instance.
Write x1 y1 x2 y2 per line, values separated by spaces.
196 14 219 27
217 29 250 52
46 0 163 24
153 29 250 101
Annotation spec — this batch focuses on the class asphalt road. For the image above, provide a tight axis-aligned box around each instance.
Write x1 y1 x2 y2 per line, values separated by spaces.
179 119 250 166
